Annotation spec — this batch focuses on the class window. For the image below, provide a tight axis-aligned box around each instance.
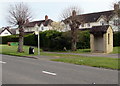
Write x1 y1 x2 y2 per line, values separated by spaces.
108 33 110 44
113 19 120 26
102 23 104 25
114 20 117 26
87 23 90 27
100 21 104 25
4 33 8 34
81 23 84 27
41 27 44 30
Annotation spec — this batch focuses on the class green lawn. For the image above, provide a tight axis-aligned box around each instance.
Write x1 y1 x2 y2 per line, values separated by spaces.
0 44 119 70
52 57 119 70
0 44 41 56
112 47 120 54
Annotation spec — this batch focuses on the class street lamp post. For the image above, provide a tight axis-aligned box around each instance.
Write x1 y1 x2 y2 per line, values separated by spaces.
35 24 40 55
38 29 40 55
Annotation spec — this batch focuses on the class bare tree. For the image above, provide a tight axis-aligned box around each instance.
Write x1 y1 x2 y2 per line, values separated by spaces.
113 2 120 17
8 3 32 52
61 6 84 51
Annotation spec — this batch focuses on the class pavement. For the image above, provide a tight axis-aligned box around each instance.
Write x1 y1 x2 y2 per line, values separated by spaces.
44 52 119 58
28 52 119 60
2 54 118 84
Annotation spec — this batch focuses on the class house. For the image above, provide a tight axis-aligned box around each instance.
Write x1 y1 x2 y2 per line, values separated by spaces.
16 15 53 34
51 21 66 32
63 3 120 32
0 27 16 36
90 25 113 53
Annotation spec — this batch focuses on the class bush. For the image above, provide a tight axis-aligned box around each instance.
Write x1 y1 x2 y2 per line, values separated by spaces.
24 33 37 46
1 30 119 51
40 30 65 51
77 30 90 49
113 32 120 46
0 35 19 44
39 30 90 51
0 30 90 51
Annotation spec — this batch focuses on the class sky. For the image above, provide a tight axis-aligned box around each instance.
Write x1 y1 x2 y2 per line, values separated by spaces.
0 0 118 28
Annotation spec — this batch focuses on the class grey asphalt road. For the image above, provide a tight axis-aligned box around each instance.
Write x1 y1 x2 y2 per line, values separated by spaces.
2 54 118 84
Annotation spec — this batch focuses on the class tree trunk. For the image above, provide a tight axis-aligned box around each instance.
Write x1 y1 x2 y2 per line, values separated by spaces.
17 26 24 53
71 39 77 51
71 27 77 51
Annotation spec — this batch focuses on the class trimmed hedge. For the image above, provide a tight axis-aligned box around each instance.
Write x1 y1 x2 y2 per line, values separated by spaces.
113 32 120 47
40 30 90 51
0 30 119 51
24 34 37 46
40 30 71 51
0 35 19 44
77 30 90 49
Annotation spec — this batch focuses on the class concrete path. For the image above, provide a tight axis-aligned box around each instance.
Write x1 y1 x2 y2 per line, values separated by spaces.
27 52 119 60
44 52 119 58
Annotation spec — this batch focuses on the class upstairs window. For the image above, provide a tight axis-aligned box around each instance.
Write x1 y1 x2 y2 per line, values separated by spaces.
100 21 104 25
87 23 90 27
81 23 84 27
4 33 8 34
113 19 120 26
41 27 44 30
114 20 118 26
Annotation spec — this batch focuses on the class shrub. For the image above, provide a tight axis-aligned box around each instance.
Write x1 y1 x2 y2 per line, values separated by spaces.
1 30 119 51
77 30 90 49
0 35 19 44
40 30 64 51
113 32 120 46
24 33 37 46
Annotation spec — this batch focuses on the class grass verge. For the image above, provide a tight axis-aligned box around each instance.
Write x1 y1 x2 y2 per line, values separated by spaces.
0 44 119 70
52 56 119 70
0 44 41 56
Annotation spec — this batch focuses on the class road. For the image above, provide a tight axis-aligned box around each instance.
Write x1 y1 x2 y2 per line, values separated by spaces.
1 54 118 84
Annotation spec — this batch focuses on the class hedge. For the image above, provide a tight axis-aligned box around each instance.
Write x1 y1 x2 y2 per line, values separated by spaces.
113 32 120 47
0 30 119 51
24 34 37 46
77 30 90 49
40 30 71 51
0 35 19 44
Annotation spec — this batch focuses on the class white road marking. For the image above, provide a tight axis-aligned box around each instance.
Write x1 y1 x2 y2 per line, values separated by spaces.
42 71 57 76
92 82 96 84
0 61 6 64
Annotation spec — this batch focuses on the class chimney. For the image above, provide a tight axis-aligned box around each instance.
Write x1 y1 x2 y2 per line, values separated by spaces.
72 10 76 17
114 3 119 11
45 15 48 21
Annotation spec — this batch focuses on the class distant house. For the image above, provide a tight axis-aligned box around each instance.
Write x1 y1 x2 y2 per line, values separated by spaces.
63 3 120 32
0 27 16 36
16 15 53 34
